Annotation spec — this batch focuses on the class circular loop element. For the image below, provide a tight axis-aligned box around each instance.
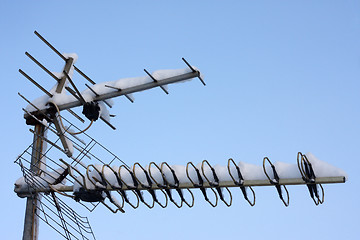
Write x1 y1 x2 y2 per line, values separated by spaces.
279 185 290 207
297 153 325 205
186 161 218 207
118 165 138 189
117 165 140 209
101 165 126 211
131 162 155 209
227 158 243 185
149 162 183 208
263 157 290 207
227 158 256 206
182 189 195 208
161 162 194 208
206 188 219 208
245 187 256 207
102 164 122 189
148 162 167 188
186 162 201 186
297 152 307 179
263 157 276 183
161 162 180 187
317 184 325 205
201 160 231 207
160 162 190 208
86 164 105 189
60 160 88 191
300 154 315 182
201 160 219 187
220 187 233 207
155 189 169 209
125 190 140 209
133 162 152 188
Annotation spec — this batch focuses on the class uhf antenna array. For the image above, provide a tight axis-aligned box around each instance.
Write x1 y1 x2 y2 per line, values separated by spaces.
15 31 346 240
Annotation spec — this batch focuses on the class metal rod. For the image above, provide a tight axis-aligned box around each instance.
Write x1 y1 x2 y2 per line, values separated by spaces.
62 71 86 104
24 71 199 120
22 124 45 240
34 30 96 85
34 31 66 61
52 115 73 158
15 176 346 196
104 85 134 103
55 71 198 111
19 70 52 97
25 52 59 82
99 116 116 130
18 93 51 123
182 57 206 86
144 69 169 94
74 66 96 85
66 109 85 124
55 57 74 94
85 83 112 108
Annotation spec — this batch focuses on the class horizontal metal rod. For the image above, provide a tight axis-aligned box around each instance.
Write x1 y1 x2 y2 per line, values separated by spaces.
15 176 346 196
57 71 198 110
24 71 199 120
85 84 112 108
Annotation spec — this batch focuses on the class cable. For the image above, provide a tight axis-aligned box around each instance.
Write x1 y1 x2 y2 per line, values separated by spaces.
50 101 93 135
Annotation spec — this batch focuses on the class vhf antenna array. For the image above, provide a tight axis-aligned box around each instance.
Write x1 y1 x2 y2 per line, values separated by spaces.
15 31 346 240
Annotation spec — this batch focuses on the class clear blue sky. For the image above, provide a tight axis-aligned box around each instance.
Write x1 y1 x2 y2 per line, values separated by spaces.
1 1 359 239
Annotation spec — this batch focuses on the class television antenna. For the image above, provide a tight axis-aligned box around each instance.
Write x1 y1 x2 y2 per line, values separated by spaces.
14 31 346 240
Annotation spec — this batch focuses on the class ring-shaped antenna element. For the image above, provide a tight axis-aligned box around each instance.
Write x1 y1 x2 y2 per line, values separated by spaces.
227 158 256 206
263 157 290 207
134 162 169 208
118 165 140 209
201 160 232 207
149 162 181 208
297 153 325 205
186 162 218 207
132 163 155 209
161 162 195 208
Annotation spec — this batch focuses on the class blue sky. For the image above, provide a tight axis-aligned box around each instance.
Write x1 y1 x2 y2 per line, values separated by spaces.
1 1 359 239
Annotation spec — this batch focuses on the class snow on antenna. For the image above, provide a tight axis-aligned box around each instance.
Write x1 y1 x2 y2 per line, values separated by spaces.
15 31 346 240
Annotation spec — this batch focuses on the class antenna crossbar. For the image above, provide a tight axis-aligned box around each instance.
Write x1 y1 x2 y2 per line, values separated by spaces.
15 176 345 195
24 70 200 121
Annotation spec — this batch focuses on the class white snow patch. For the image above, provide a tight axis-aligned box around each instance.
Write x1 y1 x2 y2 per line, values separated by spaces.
305 152 347 180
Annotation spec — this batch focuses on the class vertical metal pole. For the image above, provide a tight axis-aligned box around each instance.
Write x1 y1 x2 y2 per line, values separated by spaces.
22 123 45 240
